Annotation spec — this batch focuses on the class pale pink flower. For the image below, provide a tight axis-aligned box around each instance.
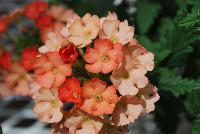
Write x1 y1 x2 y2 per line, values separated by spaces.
39 32 63 53
137 52 154 71
112 96 144 126
48 6 80 23
139 83 160 113
84 39 123 74
80 78 119 116
99 19 134 45
5 62 33 96
111 64 148 96
29 81 42 98
40 22 69 44
100 12 118 25
64 110 103 134
110 44 153 96
33 88 63 123
67 13 100 48
34 52 72 88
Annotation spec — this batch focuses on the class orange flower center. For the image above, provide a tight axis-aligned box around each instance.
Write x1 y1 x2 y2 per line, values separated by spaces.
52 100 58 107
100 55 109 62
95 95 102 102
73 92 78 99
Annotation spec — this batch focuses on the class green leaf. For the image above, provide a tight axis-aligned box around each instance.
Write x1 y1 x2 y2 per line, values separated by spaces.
179 8 200 28
185 91 200 115
193 114 200 134
158 68 200 97
136 0 161 34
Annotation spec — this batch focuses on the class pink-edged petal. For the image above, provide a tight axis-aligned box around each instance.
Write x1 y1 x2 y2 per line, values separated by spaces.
85 61 102 73
58 64 72 76
36 72 55 88
101 86 118 104
101 60 117 74
54 73 66 87
80 98 96 115
94 39 113 54
84 48 100 63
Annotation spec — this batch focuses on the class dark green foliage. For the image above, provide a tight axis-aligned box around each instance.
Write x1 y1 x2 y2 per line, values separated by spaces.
158 68 200 97
192 114 200 134
136 0 161 34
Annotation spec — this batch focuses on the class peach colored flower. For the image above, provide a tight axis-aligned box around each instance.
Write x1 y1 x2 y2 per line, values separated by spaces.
33 88 63 123
51 117 69 134
100 12 118 25
139 83 160 113
99 19 134 45
34 52 72 88
48 6 80 23
67 13 100 48
137 52 154 71
0 83 13 97
5 62 33 96
110 44 153 96
84 39 123 74
112 96 144 126
64 110 103 134
80 78 119 116
39 32 64 53
110 57 148 96
29 81 42 98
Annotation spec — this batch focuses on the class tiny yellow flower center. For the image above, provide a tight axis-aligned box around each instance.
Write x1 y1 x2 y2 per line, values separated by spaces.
100 55 109 62
111 36 118 43
53 68 58 74
84 116 90 122
52 100 58 107
73 92 78 99
123 74 129 79
95 95 102 102
84 30 92 39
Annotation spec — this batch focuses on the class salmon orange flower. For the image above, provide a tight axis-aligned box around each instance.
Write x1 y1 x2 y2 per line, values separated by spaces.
5 62 33 96
58 78 82 105
80 78 119 116
23 1 48 19
0 52 12 70
21 47 39 71
34 52 72 88
84 39 123 74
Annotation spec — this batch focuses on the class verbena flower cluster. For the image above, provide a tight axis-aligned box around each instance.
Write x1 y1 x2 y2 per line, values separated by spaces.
0 1 159 134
